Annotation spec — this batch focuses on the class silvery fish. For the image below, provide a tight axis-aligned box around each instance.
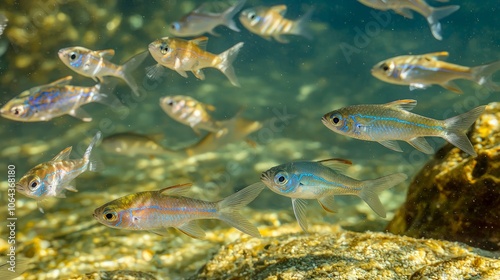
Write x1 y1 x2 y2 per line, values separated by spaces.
357 0 459 40
58 47 148 96
147 36 244 87
371 51 500 93
239 5 313 43
322 99 486 156
160 95 222 134
169 0 246 37
260 159 407 232
0 13 7 36
93 182 264 239
101 132 177 157
16 132 102 213
0 76 119 122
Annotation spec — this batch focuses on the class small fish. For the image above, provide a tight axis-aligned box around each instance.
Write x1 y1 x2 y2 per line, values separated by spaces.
16 132 102 213
183 113 262 156
371 51 500 93
322 99 486 156
93 182 264 239
260 159 408 232
101 132 177 157
169 0 246 37
147 37 244 87
357 0 459 40
0 76 119 122
58 47 148 96
239 5 313 43
160 95 221 134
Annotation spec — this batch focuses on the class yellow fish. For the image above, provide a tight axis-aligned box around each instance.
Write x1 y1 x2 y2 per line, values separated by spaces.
239 5 313 43
147 37 244 87
371 51 500 93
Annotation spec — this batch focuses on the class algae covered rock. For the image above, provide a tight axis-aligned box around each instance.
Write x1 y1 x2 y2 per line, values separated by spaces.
191 225 500 279
387 102 500 251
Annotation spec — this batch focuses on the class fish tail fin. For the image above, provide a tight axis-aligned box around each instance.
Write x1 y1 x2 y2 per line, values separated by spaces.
119 51 149 96
443 106 486 157
217 182 265 237
83 131 102 171
427 5 460 40
93 80 124 108
221 0 246 32
358 173 408 218
216 42 244 87
291 6 314 40
471 60 500 92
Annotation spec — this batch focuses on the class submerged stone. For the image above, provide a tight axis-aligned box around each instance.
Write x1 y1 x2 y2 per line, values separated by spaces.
387 102 500 251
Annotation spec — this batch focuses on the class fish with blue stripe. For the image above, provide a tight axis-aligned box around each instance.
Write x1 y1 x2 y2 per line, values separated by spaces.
260 159 408 232
0 76 118 122
93 182 265 239
322 99 486 156
16 132 102 213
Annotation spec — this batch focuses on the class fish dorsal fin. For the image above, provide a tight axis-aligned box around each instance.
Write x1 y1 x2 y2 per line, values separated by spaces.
384 99 417 111
204 104 216 112
190 37 208 50
317 158 352 172
159 183 193 196
48 76 73 87
51 147 72 161
270 5 287 16
96 49 115 59
423 51 449 60
193 3 210 13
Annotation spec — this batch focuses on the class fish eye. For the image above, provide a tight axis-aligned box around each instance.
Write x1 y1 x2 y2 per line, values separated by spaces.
11 106 24 116
103 210 117 221
274 172 289 185
380 63 390 72
248 12 256 20
69 52 78 61
28 178 40 191
167 99 174 106
160 43 169 54
330 114 342 126
171 22 180 31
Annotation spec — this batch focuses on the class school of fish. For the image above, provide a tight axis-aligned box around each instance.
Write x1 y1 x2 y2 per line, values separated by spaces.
2 1 499 277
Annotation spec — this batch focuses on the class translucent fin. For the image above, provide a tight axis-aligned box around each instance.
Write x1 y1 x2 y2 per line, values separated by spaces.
290 6 314 40
443 106 487 157
426 5 460 40
383 99 417 111
148 228 167 236
216 42 244 87
471 60 500 92
190 36 208 50
440 81 463 93
96 49 115 59
292 198 309 232
317 158 352 173
65 184 78 192
69 108 92 122
177 220 206 239
358 173 408 218
146 64 166 80
217 182 265 237
88 159 104 172
55 192 66 198
192 69 205 80
47 76 73 86
423 51 449 60
273 34 289 44
175 69 189 78
318 195 338 213
270 5 287 16
37 202 45 213
409 83 429 91
394 8 413 19
378 140 403 152
159 183 193 196
222 0 246 32
51 147 72 161
84 131 102 162
119 51 149 96
407 137 434 154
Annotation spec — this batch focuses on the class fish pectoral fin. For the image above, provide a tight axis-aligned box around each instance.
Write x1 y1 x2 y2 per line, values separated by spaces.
48 76 73 86
51 146 73 161
317 158 352 173
394 8 413 19
69 108 92 122
440 81 463 94
148 228 168 236
37 201 45 213
318 196 338 213
192 69 205 80
177 221 206 239
273 34 290 44
175 69 189 78
378 140 403 152
407 137 434 154
64 184 78 192
383 99 417 111
424 51 449 60
292 198 309 232
96 49 115 59
270 5 287 16
159 183 193 196
409 83 429 91
146 64 166 80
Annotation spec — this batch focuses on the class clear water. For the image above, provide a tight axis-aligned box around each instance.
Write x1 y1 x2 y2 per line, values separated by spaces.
0 0 498 279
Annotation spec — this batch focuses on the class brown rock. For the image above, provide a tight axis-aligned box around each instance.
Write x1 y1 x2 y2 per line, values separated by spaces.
387 103 500 251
